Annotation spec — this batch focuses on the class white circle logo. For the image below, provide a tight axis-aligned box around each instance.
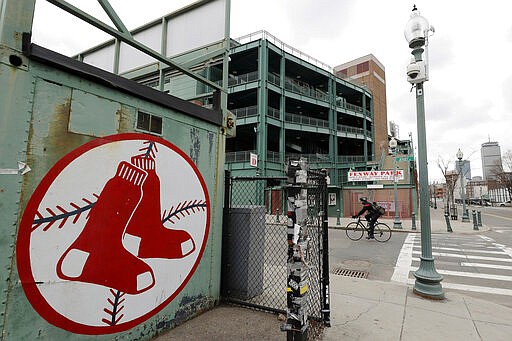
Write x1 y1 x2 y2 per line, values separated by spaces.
17 133 210 334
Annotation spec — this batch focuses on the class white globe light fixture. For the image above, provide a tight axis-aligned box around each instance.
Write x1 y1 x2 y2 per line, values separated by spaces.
404 6 430 48
456 148 463 161
389 136 398 149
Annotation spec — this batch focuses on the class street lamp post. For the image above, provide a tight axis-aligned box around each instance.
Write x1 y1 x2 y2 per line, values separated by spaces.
404 5 444 299
456 148 470 222
389 137 402 229
434 185 437 209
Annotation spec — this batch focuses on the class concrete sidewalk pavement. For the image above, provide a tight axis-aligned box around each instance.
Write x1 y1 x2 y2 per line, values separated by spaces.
157 206 510 340
323 275 512 340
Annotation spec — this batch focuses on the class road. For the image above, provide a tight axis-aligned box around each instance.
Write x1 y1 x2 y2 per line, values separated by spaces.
330 206 512 308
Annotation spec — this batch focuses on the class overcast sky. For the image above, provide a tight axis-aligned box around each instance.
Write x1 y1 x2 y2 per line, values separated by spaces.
31 0 512 182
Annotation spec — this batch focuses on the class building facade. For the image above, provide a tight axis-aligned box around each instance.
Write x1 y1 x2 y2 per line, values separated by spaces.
75 29 395 216
481 141 502 180
225 32 374 183
334 54 388 160
456 159 471 180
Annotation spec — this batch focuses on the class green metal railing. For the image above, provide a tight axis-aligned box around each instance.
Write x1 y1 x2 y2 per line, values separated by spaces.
231 106 258 119
337 124 366 135
284 77 330 102
228 71 259 86
226 150 256 163
226 150 369 165
285 112 329 129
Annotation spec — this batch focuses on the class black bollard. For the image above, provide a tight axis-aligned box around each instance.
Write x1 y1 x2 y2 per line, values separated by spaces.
411 212 416 230
444 213 452 232
477 211 482 227
472 210 478 230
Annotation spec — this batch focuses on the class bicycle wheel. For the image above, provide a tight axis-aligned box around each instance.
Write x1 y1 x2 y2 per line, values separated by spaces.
373 223 392 242
345 222 364 241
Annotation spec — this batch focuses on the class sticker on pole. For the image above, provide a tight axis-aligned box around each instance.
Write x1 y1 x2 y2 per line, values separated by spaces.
16 133 210 335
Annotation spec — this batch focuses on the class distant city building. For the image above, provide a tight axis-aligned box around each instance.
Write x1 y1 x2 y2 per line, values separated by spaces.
455 159 471 180
389 121 399 139
481 141 502 180
466 179 488 200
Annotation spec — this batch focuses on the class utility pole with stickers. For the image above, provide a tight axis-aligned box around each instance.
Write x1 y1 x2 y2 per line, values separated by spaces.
282 158 311 340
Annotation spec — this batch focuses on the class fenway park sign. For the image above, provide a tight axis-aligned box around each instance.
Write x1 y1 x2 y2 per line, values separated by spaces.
348 170 404 182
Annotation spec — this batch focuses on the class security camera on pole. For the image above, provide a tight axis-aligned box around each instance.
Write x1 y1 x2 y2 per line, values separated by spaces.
404 5 444 299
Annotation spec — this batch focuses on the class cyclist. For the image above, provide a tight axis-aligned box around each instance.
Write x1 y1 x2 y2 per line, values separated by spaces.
352 197 381 239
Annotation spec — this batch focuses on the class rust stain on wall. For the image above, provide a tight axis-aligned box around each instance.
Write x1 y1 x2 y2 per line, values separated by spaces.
21 97 91 211
116 105 136 133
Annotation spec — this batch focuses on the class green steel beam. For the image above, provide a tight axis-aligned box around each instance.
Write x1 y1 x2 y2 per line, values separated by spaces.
362 94 368 162
279 54 286 170
46 0 225 92
256 39 268 175
97 0 131 35
0 0 36 51
328 77 337 176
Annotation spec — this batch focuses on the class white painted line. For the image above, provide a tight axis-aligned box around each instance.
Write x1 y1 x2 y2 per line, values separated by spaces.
406 279 512 296
410 267 512 282
412 250 512 262
461 262 512 271
479 235 496 242
391 233 415 284
423 242 491 248
431 247 506 255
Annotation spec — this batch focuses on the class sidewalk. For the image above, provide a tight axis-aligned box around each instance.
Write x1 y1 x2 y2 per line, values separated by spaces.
323 275 512 340
157 206 512 340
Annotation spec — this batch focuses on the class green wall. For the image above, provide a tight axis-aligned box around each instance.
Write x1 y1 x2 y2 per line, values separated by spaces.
0 47 225 340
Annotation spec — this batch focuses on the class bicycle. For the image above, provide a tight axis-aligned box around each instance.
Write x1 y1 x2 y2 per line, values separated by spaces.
345 217 392 242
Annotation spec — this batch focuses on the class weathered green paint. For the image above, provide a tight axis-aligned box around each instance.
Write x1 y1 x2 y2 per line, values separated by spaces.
0 31 225 341
0 0 35 52
0 54 34 341
69 89 121 136
256 39 268 176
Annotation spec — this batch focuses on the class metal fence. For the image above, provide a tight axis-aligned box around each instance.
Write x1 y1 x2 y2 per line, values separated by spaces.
221 171 329 339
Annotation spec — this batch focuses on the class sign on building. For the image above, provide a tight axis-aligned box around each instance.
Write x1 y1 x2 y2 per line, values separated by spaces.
250 153 258 167
348 170 404 182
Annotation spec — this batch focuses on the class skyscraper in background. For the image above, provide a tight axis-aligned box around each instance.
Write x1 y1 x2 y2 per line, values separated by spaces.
389 121 399 138
481 141 502 180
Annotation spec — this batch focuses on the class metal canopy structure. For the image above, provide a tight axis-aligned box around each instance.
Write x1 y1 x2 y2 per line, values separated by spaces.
45 0 230 94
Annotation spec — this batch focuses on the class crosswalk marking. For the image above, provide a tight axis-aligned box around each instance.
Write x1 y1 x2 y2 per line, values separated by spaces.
393 233 512 297
410 266 512 282
391 233 415 283
406 278 512 296
430 247 506 255
412 258 512 271
461 262 512 271
412 250 512 262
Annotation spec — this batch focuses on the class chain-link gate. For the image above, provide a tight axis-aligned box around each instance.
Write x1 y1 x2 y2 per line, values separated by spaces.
221 170 330 339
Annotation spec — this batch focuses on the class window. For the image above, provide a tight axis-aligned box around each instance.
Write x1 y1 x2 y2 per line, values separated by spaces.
136 111 162 134
356 61 369 73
